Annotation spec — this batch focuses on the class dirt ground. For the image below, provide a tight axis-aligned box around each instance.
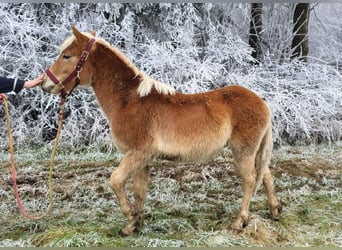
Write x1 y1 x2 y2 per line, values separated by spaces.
0 144 341 247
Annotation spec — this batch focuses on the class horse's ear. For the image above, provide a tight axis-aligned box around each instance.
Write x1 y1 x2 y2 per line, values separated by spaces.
71 25 84 42
91 30 96 37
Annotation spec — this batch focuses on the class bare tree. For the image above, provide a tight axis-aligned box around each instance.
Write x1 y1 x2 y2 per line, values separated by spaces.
249 3 263 62
193 3 210 61
291 3 310 62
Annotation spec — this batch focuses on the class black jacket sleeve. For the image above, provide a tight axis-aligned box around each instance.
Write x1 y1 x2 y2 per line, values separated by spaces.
0 76 25 93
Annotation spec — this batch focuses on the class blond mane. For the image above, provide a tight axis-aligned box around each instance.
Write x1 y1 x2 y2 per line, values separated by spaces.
137 75 176 97
60 32 175 97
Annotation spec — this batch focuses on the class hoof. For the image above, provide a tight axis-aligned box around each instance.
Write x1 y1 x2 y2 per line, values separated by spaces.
230 216 249 234
118 220 143 237
118 228 132 237
271 203 283 221
230 224 243 234
230 222 248 234
119 225 136 237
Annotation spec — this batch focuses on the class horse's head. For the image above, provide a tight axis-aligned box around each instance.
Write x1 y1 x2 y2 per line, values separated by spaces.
41 26 96 96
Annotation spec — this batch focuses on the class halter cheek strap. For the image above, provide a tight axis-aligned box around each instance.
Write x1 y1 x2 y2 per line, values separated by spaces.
45 38 96 98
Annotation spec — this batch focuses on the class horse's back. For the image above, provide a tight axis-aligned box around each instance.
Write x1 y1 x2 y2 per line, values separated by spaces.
168 84 270 125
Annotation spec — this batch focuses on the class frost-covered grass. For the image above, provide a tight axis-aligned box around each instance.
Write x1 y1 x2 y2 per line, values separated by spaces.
0 143 341 247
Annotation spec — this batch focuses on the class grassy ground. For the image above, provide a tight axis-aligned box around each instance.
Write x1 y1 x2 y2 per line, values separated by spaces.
0 143 341 247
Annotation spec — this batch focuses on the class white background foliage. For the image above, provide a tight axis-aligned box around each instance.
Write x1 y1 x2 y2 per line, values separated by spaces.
0 3 341 152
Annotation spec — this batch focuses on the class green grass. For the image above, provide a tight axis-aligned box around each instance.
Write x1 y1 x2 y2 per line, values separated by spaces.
0 143 341 247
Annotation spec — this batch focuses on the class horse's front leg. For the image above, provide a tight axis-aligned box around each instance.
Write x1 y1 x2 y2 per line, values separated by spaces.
110 150 150 236
131 166 150 231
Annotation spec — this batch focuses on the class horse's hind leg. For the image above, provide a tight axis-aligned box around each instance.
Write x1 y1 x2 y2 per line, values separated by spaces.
263 168 282 220
110 150 150 236
230 153 257 232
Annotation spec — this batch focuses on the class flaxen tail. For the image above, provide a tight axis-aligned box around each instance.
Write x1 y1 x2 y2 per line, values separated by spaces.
254 119 273 194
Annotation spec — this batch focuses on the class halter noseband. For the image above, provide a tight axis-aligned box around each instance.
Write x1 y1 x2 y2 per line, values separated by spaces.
45 38 96 98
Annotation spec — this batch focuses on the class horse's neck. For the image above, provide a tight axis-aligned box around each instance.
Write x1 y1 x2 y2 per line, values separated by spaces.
91 50 141 116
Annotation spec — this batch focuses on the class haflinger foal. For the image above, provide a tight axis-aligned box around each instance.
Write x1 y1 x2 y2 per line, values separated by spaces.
41 26 281 236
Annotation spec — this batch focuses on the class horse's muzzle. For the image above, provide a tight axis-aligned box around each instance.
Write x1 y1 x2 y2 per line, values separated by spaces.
41 79 60 95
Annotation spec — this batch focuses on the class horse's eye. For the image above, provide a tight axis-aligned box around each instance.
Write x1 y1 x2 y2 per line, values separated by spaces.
63 54 71 60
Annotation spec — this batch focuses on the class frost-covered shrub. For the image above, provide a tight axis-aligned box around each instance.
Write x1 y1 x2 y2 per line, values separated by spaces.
0 3 341 152
232 59 342 145
309 4 342 65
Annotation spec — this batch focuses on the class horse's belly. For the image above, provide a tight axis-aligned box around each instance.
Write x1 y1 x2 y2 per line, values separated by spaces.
154 130 230 162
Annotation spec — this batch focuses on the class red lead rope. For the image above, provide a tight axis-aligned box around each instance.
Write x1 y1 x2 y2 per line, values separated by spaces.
4 97 65 220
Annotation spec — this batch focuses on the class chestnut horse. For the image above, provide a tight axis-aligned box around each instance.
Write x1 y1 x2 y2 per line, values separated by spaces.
42 26 281 236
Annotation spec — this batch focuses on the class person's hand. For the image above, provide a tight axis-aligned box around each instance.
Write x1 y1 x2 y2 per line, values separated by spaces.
23 73 45 89
0 93 7 103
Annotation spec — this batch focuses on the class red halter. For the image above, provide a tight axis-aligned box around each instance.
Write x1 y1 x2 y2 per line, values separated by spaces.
45 38 96 98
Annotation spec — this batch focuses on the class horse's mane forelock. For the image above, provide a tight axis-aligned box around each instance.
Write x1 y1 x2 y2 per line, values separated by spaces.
60 32 176 97
59 36 75 54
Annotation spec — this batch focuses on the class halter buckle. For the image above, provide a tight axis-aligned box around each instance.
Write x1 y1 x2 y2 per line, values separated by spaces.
81 50 89 61
76 68 82 79
57 82 65 90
